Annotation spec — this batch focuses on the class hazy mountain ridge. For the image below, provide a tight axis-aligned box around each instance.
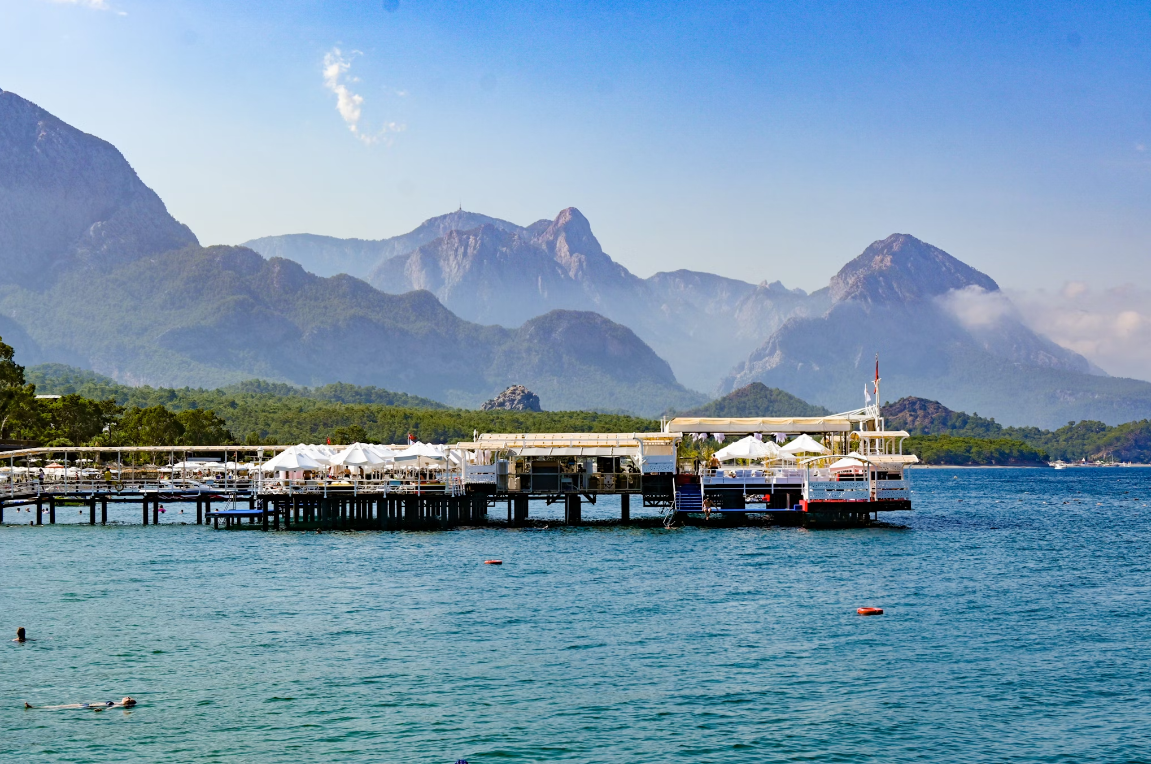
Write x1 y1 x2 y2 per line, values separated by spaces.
249 207 819 390
722 234 1151 428
0 91 702 416
242 210 521 280
0 89 198 287
0 244 702 415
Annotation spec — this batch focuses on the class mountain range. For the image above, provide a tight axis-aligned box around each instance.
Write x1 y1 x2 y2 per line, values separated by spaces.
0 89 702 415
247 207 823 391
4 87 1151 427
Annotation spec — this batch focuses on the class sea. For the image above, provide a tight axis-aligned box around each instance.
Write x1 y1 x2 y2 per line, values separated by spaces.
3 467 1150 763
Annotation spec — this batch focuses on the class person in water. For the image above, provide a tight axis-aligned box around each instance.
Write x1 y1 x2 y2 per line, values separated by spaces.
25 697 136 710
14 627 27 642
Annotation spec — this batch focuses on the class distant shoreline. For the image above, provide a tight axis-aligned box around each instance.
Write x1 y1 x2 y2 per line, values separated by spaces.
914 464 1151 469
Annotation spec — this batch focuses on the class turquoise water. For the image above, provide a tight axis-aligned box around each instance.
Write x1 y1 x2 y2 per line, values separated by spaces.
3 468 1150 763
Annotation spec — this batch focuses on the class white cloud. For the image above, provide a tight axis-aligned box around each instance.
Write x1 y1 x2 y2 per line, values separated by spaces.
1009 283 1151 382
43 0 126 15
937 285 1019 329
321 48 405 146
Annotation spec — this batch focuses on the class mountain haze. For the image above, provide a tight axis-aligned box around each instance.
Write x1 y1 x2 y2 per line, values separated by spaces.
0 89 198 288
247 207 820 390
243 210 521 280
0 90 702 416
722 234 1151 428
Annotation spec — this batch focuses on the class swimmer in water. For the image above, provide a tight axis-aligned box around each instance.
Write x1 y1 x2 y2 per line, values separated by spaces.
25 697 136 710
14 627 27 642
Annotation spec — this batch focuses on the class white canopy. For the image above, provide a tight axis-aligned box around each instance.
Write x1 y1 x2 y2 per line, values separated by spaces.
297 444 337 465
394 441 447 463
829 456 867 470
781 434 830 455
714 435 781 461
261 446 324 472
331 443 389 468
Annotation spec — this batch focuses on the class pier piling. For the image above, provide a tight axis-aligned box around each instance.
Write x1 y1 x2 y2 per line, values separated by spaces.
565 494 582 525
620 493 630 523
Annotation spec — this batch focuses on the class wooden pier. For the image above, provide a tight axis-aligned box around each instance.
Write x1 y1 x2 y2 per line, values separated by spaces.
1 413 916 532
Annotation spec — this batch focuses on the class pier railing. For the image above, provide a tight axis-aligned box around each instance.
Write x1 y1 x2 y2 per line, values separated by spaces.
805 481 872 501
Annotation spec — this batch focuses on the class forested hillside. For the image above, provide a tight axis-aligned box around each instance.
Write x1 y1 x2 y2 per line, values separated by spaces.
885 396 1151 463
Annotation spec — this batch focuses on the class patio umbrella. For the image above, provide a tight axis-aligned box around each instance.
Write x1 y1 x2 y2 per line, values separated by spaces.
261 447 324 472
713 435 776 461
781 434 830 455
331 443 388 469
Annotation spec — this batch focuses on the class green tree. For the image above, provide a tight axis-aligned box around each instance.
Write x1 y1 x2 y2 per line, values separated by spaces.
0 336 37 439
176 408 234 445
40 394 120 445
331 424 369 444
116 405 186 446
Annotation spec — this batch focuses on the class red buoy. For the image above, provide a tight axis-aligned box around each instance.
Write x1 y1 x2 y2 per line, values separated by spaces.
484 559 503 565
857 607 883 616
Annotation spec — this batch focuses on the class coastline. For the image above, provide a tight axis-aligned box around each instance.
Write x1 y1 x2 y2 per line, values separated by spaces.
914 463 1151 469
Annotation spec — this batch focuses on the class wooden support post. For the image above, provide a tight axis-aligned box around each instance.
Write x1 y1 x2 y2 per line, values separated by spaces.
196 499 202 525
506 498 512 524
89 497 96 525
36 498 42 526
513 495 528 527
565 493 581 525
262 498 269 531
153 496 159 525
101 497 107 525
49 496 55 525
142 496 149 526
620 493 630 524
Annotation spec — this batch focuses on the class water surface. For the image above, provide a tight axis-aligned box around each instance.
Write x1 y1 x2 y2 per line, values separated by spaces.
3 468 1150 763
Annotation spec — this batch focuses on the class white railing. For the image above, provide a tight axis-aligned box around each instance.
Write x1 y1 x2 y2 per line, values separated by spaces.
463 465 499 485
875 479 910 500
805 481 872 501
701 467 805 487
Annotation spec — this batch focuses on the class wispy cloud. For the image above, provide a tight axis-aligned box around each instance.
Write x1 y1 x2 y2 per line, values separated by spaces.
43 0 126 15
1009 282 1151 383
938 285 1019 329
322 47 404 146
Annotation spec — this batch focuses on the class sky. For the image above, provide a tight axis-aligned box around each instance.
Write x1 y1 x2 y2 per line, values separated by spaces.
3 0 1151 372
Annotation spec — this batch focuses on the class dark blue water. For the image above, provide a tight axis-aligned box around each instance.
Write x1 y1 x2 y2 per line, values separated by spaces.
3 468 1150 763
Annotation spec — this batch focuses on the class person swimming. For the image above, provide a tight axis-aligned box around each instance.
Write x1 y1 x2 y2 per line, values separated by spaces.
25 697 136 710
13 627 27 643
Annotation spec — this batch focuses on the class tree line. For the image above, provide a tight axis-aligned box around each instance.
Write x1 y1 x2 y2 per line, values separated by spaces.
0 338 658 447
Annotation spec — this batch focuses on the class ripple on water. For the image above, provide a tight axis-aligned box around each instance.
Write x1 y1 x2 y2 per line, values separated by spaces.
2 468 1151 762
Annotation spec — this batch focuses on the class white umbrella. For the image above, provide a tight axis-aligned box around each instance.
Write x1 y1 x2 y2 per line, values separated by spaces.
829 456 867 471
261 447 324 472
781 434 830 455
394 441 447 467
331 443 387 468
297 444 335 465
366 444 397 461
714 435 777 461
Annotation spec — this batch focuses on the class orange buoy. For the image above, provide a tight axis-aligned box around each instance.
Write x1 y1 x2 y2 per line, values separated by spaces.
857 607 884 616
484 559 503 565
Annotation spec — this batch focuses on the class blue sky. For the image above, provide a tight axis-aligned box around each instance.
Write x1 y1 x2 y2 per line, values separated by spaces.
2 0 1150 296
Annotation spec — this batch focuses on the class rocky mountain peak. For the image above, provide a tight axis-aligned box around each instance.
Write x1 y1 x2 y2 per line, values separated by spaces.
0 89 198 287
829 233 999 304
533 207 605 279
480 384 542 412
